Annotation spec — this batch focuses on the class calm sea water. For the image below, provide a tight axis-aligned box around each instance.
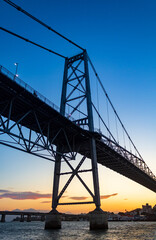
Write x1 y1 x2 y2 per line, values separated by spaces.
0 221 156 240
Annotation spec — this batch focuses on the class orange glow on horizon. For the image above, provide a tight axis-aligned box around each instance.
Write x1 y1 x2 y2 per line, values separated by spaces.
0 195 155 214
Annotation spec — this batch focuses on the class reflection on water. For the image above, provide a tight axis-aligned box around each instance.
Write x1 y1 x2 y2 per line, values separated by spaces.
0 221 156 240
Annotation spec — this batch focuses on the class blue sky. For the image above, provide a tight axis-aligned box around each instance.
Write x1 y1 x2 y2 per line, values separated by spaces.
0 0 155 213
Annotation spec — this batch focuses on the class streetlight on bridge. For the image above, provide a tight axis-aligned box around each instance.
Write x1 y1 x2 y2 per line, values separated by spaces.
14 62 19 77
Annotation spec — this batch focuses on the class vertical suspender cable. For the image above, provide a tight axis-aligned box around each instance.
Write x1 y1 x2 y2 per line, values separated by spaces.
106 98 110 138
96 76 101 130
115 114 119 143
123 128 126 149
87 55 144 161
129 139 132 153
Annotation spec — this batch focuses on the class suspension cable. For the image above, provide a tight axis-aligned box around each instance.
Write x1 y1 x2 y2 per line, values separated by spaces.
3 0 84 51
0 26 66 59
87 54 144 161
92 102 117 143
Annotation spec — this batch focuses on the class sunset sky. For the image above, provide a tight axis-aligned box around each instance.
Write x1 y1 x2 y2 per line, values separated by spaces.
0 0 156 214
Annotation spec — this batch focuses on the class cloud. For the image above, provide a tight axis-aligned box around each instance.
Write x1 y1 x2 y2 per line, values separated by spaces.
100 193 118 199
69 197 88 200
0 190 51 200
61 195 68 198
41 201 51 204
0 189 10 193
0 189 118 202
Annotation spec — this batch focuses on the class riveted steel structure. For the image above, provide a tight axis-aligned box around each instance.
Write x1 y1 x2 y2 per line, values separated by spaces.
52 50 101 210
0 64 156 196
0 0 156 231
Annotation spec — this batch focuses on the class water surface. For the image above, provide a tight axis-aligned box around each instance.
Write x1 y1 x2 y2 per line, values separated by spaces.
0 221 156 240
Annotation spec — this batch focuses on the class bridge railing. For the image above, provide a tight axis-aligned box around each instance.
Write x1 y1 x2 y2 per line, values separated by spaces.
99 133 156 181
0 65 75 121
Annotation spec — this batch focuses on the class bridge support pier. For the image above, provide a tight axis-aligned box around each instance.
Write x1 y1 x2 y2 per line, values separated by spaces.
45 210 61 230
20 214 24 222
89 209 108 230
1 214 5 222
41 215 45 221
27 214 31 222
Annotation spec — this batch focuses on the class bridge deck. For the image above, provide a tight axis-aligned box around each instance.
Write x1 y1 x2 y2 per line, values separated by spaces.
0 68 156 193
0 211 46 216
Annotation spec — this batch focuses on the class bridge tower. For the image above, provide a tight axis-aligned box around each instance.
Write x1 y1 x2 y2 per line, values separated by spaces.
45 50 108 230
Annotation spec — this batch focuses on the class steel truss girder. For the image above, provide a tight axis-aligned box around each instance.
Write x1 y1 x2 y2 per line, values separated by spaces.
0 96 76 162
100 134 156 180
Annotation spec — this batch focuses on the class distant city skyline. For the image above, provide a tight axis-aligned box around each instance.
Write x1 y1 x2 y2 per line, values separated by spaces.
0 0 156 214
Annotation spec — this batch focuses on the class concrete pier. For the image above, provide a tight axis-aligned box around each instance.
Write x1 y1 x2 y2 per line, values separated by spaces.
20 214 24 222
27 214 31 222
89 208 108 230
45 210 61 230
1 214 5 222
41 215 45 221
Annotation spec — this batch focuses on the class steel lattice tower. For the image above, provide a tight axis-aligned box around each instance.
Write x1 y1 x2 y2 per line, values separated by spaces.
52 50 101 211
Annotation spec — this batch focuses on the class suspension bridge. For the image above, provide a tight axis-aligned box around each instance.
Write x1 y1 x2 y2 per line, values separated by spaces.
0 0 156 230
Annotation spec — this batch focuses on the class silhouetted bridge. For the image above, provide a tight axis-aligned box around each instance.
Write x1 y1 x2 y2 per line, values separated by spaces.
0 211 88 222
0 211 46 222
0 65 155 193
1 0 156 230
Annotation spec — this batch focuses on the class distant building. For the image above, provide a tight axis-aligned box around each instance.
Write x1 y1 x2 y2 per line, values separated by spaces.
108 212 120 221
141 203 153 214
153 205 156 214
127 208 142 216
117 203 156 221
